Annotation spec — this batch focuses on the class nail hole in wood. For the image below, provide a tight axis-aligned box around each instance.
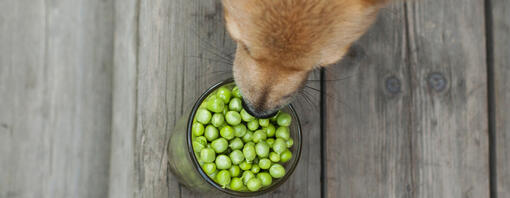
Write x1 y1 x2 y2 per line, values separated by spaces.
427 72 447 92
385 76 401 95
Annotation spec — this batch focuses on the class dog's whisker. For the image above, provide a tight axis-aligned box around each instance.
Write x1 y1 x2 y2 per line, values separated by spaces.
186 55 233 65
302 86 353 111
198 46 234 62
304 85 320 92
306 75 355 83
188 25 234 63
301 92 319 112
296 90 319 112
194 33 234 59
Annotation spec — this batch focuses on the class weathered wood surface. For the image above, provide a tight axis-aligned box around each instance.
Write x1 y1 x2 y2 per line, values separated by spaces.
2 0 508 197
108 0 321 197
492 0 510 197
405 0 489 197
325 0 489 197
0 0 114 198
324 3 412 197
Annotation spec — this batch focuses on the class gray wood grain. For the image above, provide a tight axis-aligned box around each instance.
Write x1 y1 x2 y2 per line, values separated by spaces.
325 0 490 197
108 0 138 197
405 0 489 197
0 0 114 198
108 0 321 197
324 3 413 197
491 0 510 197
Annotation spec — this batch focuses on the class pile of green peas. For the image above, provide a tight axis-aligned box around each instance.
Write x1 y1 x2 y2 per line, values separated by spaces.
191 85 294 192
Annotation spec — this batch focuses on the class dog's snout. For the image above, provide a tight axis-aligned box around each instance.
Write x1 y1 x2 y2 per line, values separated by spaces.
241 98 278 119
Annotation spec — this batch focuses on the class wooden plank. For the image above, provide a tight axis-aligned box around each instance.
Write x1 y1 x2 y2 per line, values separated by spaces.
108 0 321 197
324 3 413 197
0 0 114 197
325 0 489 197
491 0 510 196
108 0 139 197
405 0 489 197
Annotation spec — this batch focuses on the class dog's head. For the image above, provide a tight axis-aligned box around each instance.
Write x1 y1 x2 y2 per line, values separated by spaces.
223 0 386 117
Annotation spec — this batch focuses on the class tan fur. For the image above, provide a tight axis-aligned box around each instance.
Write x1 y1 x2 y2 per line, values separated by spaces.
222 0 387 116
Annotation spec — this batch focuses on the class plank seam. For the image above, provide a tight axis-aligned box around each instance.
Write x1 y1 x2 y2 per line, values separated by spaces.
403 2 417 197
320 68 326 198
134 0 142 194
483 0 497 197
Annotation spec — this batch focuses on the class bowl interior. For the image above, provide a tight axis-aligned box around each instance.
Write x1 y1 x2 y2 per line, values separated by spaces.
186 79 303 197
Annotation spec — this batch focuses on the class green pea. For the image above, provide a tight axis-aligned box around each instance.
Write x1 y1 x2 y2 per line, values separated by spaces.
229 150 244 165
239 161 252 171
252 130 267 143
215 154 232 170
220 126 235 140
230 177 244 191
247 120 259 131
266 138 275 147
216 87 232 104
277 112 292 127
200 148 216 163
211 113 225 128
243 144 256 163
196 109 212 124
246 178 262 192
229 165 241 177
192 140 205 153
229 98 243 112
208 170 218 179
202 163 216 175
245 142 255 147
207 97 225 113
216 170 231 188
257 172 272 187
264 124 276 137
270 111 280 122
269 152 280 162
259 119 269 127
242 131 253 143
258 158 272 169
222 106 229 115
240 109 255 122
211 138 228 153
232 86 242 98
275 126 290 140
269 164 286 179
242 171 255 185
280 149 293 163
272 138 287 154
204 125 219 141
198 101 207 110
195 136 207 146
255 141 270 158
234 124 247 137
250 164 260 174
286 138 294 148
192 122 205 136
229 138 244 150
225 111 242 125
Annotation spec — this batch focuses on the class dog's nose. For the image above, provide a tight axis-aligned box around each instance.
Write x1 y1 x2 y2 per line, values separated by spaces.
241 98 278 119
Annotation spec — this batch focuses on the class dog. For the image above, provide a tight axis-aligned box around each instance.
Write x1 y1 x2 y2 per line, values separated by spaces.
222 0 389 117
